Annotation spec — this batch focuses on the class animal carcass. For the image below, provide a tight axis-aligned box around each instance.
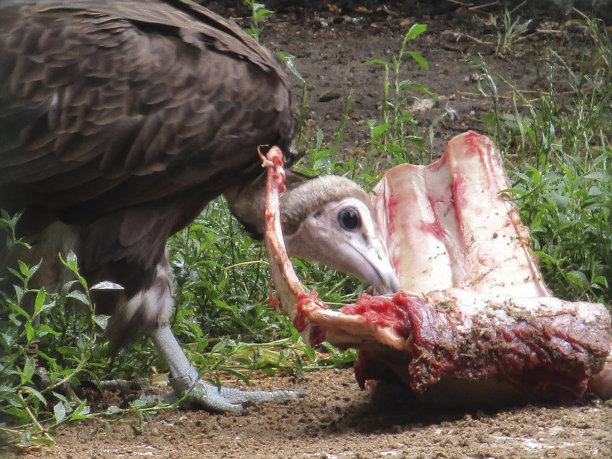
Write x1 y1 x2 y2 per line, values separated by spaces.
262 132 611 404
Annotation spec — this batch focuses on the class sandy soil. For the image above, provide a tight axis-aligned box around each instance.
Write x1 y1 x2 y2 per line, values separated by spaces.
8 1 612 457
16 369 612 458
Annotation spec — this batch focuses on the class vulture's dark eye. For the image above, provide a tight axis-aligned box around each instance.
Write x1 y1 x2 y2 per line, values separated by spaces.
338 208 361 231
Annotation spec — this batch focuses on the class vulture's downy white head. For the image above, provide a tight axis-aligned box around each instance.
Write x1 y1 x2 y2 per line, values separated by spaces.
280 176 400 294
225 173 400 294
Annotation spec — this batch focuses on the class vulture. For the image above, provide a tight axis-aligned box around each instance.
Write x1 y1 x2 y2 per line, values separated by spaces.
0 0 399 412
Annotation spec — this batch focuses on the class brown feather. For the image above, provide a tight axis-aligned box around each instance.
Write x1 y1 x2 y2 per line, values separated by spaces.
0 0 296 342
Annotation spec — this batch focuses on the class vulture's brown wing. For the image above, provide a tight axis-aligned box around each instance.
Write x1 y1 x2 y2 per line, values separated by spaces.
0 0 294 227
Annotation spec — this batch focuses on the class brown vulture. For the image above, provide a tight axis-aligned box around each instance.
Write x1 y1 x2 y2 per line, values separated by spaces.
0 0 399 412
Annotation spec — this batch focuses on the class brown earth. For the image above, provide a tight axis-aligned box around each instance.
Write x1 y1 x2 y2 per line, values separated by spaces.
17 369 612 458
10 2 612 457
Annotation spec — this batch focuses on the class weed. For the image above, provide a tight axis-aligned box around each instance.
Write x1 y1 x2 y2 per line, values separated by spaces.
0 218 103 446
242 0 274 43
493 1 532 56
510 149 611 303
364 23 436 167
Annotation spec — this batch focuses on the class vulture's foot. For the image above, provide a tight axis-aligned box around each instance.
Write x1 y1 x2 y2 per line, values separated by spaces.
150 327 306 413
177 380 305 414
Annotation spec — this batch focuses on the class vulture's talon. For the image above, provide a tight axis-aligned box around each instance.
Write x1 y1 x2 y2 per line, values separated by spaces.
180 380 306 414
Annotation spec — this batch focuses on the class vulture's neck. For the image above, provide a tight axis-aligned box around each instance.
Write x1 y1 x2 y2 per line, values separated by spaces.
224 171 370 240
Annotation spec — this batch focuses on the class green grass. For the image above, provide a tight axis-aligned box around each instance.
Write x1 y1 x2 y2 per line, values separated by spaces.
493 1 532 56
242 0 274 43
363 23 436 168
2 5 611 449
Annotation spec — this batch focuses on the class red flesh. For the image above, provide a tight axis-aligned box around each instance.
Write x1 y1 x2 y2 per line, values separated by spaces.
345 291 608 400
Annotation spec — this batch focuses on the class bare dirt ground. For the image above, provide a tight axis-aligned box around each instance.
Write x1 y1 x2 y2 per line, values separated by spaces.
18 369 612 458
10 1 612 457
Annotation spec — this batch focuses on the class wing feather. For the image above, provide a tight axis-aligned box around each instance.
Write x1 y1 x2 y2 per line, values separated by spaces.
0 0 295 224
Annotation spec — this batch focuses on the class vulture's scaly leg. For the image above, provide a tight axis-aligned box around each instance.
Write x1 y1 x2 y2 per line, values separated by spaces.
111 251 304 413
149 325 199 393
149 325 304 413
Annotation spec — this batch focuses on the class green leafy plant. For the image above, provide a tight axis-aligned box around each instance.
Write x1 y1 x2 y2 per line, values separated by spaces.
0 215 97 445
364 23 436 168
243 0 274 43
0 212 179 447
510 150 611 303
493 1 532 56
